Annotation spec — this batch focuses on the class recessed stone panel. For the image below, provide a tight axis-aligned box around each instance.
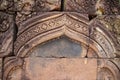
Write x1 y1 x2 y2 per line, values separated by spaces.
24 58 97 80
29 37 83 58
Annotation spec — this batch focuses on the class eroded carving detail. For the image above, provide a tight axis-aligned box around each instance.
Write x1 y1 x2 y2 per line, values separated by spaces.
0 0 14 11
97 59 120 80
0 12 13 57
65 0 96 14
91 27 115 58
0 12 11 32
3 57 24 80
96 15 120 50
15 0 61 24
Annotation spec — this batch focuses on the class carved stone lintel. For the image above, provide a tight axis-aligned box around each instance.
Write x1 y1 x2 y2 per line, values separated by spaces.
0 12 14 57
14 12 90 57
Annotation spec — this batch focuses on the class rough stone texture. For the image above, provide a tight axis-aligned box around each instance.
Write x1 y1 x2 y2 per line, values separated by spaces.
65 0 120 15
0 12 14 57
0 0 14 11
65 0 97 14
97 59 120 80
0 58 2 80
94 15 120 56
95 0 120 15
25 58 97 80
4 57 97 80
15 0 61 24
0 0 120 80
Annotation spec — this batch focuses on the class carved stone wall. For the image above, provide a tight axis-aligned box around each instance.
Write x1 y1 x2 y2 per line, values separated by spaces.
0 0 120 80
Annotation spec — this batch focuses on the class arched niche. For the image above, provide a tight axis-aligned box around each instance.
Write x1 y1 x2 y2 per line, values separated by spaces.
14 12 116 58
3 12 119 80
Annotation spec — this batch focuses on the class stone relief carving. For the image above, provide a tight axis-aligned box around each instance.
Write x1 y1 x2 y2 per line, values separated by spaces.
14 13 89 56
90 17 116 58
0 12 13 57
0 0 14 11
0 12 11 32
90 27 115 58
14 12 116 58
95 0 120 15
96 15 120 52
15 0 61 24
97 59 120 80
65 0 96 14
3 57 24 80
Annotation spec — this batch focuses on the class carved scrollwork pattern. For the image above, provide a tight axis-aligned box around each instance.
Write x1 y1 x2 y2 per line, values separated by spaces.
0 12 10 32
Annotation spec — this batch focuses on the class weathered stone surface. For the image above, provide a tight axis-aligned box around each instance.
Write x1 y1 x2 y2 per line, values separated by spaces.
24 58 97 80
65 0 120 15
4 57 97 80
29 37 83 58
0 0 14 11
0 12 14 57
93 15 120 56
3 57 23 80
95 0 120 15
0 58 2 80
97 59 120 80
15 0 61 24
65 0 97 14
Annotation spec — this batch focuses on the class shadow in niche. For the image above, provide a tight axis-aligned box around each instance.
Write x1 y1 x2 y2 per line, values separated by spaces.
88 14 97 21
29 36 83 58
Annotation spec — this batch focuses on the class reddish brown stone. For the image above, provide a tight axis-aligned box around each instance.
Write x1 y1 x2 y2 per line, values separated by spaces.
24 58 97 80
